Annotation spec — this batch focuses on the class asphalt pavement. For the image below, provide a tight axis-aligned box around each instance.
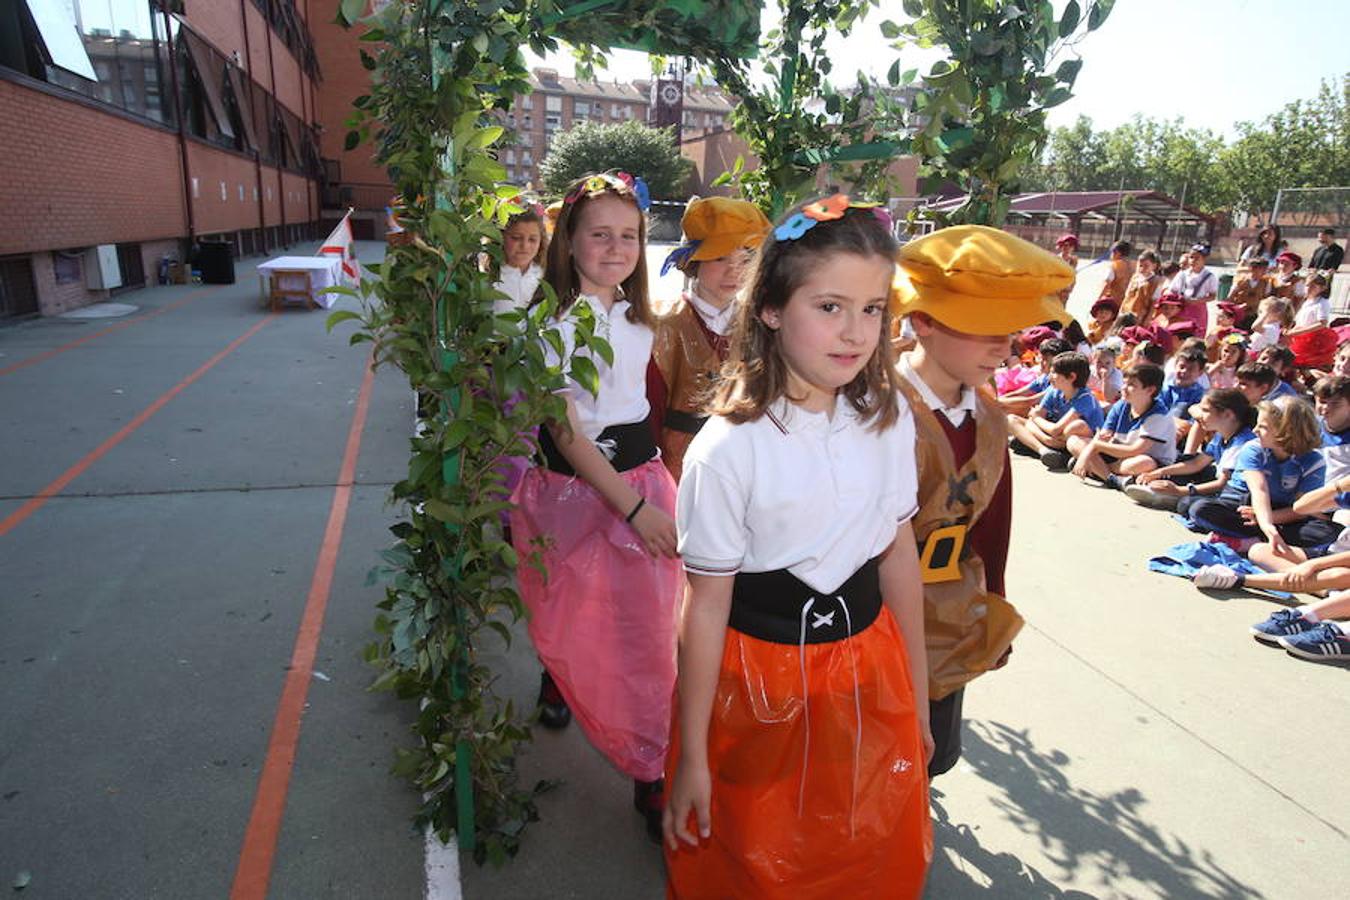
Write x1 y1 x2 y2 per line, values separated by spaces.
0 243 425 899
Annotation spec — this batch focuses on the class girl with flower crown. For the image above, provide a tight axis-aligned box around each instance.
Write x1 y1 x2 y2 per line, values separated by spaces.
663 196 931 896
509 171 680 840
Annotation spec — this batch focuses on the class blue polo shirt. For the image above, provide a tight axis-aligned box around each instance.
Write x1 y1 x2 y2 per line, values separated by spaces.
1222 442 1325 507
1161 380 1206 419
1039 386 1105 431
1203 427 1257 471
1104 398 1166 436
1026 373 1051 394
1265 380 1300 402
1322 426 1350 506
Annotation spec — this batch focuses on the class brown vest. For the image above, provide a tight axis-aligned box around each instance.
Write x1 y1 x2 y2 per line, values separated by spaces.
896 377 1023 700
1120 273 1161 323
650 298 728 480
1228 277 1270 318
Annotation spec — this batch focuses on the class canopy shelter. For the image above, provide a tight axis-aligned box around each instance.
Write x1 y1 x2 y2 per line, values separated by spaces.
924 190 1217 260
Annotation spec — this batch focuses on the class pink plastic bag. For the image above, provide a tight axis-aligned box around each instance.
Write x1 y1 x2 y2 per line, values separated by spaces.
510 458 681 781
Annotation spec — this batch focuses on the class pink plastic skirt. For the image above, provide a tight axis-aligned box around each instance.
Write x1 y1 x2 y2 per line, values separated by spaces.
510 458 682 781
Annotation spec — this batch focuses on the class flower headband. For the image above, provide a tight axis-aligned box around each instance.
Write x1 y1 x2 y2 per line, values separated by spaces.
564 172 651 212
506 194 547 220
773 193 892 241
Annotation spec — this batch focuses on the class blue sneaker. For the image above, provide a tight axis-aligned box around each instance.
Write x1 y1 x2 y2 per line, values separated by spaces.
1250 609 1318 644
1278 622 1350 662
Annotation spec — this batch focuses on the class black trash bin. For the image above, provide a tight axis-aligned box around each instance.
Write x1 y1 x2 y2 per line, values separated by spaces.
197 241 236 284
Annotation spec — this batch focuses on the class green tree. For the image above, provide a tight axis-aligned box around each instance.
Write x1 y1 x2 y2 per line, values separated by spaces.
1218 73 1350 214
890 0 1116 225
537 119 693 197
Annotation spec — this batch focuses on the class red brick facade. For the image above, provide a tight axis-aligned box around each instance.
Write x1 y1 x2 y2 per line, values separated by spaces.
1 2 324 317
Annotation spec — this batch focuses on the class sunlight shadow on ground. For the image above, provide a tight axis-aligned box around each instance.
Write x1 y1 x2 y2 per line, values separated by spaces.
926 721 1262 899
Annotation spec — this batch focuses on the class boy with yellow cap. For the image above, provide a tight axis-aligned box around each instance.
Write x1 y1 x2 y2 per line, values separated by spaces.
892 224 1074 776
650 197 771 480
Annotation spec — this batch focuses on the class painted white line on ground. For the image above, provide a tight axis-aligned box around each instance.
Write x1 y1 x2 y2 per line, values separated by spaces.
424 829 463 900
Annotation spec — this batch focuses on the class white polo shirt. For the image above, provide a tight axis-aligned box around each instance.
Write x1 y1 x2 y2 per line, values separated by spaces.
493 263 542 315
677 394 919 594
897 353 976 427
686 288 735 336
1295 295 1331 329
545 293 653 440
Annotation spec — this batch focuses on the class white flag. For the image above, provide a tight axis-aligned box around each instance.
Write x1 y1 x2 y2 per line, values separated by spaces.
318 210 361 286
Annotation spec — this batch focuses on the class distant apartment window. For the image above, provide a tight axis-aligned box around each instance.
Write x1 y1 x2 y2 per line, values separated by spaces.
575 101 589 116
505 149 516 164
545 95 561 112
544 113 560 128
521 94 533 110
522 114 532 129
522 151 533 166
612 103 623 118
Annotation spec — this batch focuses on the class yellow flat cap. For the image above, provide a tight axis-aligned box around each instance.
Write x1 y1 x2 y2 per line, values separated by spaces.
894 225 1073 335
682 197 771 261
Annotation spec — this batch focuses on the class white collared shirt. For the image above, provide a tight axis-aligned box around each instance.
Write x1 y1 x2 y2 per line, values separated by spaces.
896 353 976 427
493 263 542 314
544 293 652 440
686 289 735 336
677 395 919 594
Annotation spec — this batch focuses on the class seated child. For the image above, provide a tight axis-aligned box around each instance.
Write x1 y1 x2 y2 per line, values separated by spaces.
1247 297 1292 353
1182 397 1340 552
1151 292 1185 331
999 336 1071 416
1087 298 1118 345
1207 334 1247 390
1256 345 1302 397
1315 376 1350 522
1237 359 1298 404
1123 388 1256 511
1193 473 1350 596
1160 347 1209 443
1089 341 1124 405
994 335 1038 395
1228 257 1271 328
1066 362 1177 489
1007 351 1105 468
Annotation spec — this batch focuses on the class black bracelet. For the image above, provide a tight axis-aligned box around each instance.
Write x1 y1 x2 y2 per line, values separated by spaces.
625 497 646 523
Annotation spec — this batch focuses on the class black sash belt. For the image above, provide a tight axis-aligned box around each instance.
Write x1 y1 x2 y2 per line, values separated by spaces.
538 420 656 476
663 408 708 435
730 557 882 645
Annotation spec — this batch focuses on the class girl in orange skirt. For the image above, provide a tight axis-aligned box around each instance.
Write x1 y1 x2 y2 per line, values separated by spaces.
663 198 932 898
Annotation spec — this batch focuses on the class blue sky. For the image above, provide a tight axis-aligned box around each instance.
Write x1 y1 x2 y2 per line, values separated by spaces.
528 0 1345 139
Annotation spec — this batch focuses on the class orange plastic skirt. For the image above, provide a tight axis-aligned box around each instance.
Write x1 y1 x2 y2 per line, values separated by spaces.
664 609 932 898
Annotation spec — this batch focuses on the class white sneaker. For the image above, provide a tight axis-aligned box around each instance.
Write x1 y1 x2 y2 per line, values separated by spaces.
1193 564 1240 589
1123 484 1181 511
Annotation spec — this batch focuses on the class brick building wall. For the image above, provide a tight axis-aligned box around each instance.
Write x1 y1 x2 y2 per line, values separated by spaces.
0 80 186 257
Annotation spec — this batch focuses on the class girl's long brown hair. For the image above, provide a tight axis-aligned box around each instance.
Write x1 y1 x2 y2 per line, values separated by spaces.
537 172 652 326
709 205 902 431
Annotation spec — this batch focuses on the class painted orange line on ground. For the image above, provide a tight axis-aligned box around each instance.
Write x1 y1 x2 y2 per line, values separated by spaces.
0 287 216 378
0 313 278 538
229 358 376 900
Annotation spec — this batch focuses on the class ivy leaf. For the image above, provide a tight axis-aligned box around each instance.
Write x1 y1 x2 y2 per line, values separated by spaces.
1055 59 1083 86
325 310 362 332
338 0 366 26
1042 87 1073 108
1087 0 1115 31
344 130 361 151
902 0 924 19
1059 0 1081 37
880 19 901 39
568 356 601 398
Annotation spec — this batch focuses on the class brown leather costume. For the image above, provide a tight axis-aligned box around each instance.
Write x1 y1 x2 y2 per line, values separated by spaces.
1227 275 1271 320
896 378 1022 700
1120 272 1162 323
649 296 729 481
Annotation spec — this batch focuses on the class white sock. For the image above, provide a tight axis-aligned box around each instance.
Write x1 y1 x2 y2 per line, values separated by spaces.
1297 605 1321 623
